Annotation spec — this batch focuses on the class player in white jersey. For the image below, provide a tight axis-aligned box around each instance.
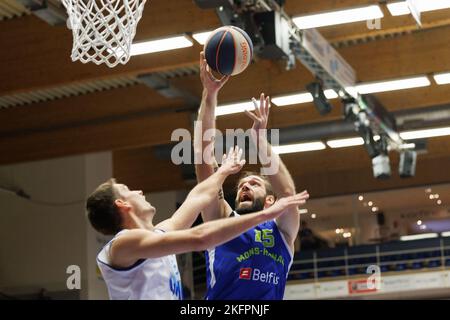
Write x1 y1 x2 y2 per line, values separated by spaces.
87 147 309 300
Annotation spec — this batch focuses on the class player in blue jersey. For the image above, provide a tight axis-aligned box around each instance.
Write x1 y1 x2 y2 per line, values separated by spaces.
195 52 309 300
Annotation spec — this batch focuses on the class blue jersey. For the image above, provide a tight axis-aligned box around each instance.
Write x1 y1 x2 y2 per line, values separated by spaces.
205 213 293 300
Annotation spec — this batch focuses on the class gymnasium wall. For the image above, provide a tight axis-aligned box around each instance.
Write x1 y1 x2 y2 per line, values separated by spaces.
0 154 91 298
0 152 189 299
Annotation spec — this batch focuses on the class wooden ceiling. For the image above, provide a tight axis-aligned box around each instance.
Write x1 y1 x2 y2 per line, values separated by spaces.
1 0 450 198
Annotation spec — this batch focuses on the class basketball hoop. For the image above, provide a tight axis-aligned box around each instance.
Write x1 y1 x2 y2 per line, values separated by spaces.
61 0 148 68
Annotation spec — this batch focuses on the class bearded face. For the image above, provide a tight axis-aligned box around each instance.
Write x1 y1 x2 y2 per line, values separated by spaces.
234 175 270 215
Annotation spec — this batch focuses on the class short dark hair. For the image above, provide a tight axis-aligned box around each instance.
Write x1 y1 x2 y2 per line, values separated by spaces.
86 178 122 235
236 171 275 198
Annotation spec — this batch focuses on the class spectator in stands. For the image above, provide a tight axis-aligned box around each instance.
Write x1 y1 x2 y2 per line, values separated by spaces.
298 221 329 251
389 220 402 242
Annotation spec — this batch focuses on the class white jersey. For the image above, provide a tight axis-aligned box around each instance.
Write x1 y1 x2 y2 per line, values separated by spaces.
97 229 183 300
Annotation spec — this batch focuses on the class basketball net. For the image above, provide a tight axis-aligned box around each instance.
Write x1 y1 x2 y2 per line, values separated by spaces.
61 0 148 68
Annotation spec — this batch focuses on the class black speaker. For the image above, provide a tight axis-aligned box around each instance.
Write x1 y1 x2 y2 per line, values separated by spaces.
376 212 385 226
399 150 417 178
252 11 291 59
306 82 333 115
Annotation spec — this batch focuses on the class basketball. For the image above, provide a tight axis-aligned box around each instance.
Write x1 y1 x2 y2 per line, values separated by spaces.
204 26 253 76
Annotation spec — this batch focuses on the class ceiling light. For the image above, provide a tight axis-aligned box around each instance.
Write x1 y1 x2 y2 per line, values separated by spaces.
400 233 438 241
344 86 360 98
434 194 440 199
400 126 450 140
327 137 364 148
311 213 317 219
437 200 442 205
425 188 432 193
299 209 308 214
387 0 450 16
417 220 422 226
192 31 212 45
336 228 341 234
343 232 352 238
429 194 435 200
130 36 193 56
293 5 384 29
433 72 450 85
441 231 450 237
372 206 379 212
353 76 430 94
216 101 254 116
386 1 413 16
400 143 416 150
272 93 313 106
324 89 339 99
358 195 364 201
420 225 427 230
272 142 326 154
368 201 373 206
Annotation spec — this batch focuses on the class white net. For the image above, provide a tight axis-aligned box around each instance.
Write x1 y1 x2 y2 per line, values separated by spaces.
61 0 148 68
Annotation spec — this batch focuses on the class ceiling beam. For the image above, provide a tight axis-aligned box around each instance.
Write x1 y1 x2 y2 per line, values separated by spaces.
2 82 450 165
0 84 186 135
113 136 450 198
0 109 192 165
2 0 450 95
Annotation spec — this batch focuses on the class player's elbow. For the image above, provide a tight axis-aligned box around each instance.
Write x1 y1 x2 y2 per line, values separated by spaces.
190 228 216 251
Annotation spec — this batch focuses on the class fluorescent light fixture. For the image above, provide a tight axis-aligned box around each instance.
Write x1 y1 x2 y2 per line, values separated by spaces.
387 0 450 16
192 31 212 45
324 89 339 99
130 36 193 56
272 90 337 107
400 233 438 241
299 209 309 214
217 90 337 115
272 142 326 154
400 126 450 140
293 5 384 29
354 76 431 94
400 142 416 149
387 2 412 16
433 72 450 85
441 231 450 237
345 86 359 98
272 93 313 106
216 101 254 116
327 137 364 148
